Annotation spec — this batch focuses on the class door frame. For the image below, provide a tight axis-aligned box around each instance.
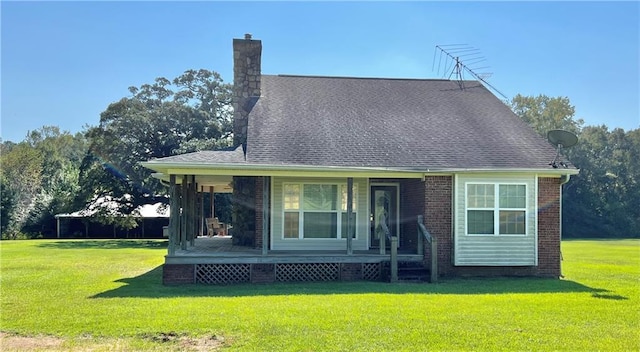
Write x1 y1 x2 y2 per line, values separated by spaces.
369 182 400 249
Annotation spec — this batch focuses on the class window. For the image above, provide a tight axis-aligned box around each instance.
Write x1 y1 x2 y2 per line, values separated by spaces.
466 183 526 235
283 183 357 239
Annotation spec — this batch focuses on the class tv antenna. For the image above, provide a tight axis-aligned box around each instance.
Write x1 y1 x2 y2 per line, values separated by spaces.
433 44 508 100
547 129 578 168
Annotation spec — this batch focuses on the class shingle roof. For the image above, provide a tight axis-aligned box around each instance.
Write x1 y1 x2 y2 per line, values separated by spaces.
245 75 563 170
148 146 245 164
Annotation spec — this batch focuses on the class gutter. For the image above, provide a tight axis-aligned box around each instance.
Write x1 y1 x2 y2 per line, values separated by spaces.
141 160 579 177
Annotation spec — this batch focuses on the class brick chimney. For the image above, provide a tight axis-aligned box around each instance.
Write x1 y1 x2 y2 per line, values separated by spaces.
233 33 262 147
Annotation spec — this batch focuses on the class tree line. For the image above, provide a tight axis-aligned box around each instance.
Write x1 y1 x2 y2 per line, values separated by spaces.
1 72 638 238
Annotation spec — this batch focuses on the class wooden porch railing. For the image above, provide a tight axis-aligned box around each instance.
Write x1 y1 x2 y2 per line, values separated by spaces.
417 215 438 283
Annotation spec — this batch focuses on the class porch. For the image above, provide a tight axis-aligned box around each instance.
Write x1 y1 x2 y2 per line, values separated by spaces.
163 236 427 284
167 236 423 263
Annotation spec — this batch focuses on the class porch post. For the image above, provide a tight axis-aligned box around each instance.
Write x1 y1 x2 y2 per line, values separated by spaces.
209 186 215 219
262 176 270 256
181 175 188 250
390 236 398 282
56 217 61 238
346 177 354 255
168 174 179 255
199 186 204 237
189 175 197 247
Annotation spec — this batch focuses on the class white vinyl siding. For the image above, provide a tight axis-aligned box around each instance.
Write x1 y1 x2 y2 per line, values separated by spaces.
454 174 537 266
272 177 368 250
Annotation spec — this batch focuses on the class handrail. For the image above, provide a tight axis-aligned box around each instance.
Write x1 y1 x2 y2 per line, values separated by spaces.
417 215 438 283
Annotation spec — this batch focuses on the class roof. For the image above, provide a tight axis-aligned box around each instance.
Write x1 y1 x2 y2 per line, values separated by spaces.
147 147 245 164
55 196 169 218
245 75 564 170
143 75 576 174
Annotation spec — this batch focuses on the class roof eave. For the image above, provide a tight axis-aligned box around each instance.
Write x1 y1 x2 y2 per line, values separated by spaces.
141 161 578 178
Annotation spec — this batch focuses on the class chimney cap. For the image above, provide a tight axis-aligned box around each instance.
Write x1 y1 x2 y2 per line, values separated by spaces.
244 33 252 40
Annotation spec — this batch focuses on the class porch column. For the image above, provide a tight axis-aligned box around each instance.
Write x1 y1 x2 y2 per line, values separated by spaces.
199 186 204 237
346 177 354 255
56 217 61 238
168 174 179 255
209 186 215 219
262 176 270 256
189 175 197 247
181 175 188 250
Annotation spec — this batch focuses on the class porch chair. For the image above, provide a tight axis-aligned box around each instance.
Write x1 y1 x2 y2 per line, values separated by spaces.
206 217 226 237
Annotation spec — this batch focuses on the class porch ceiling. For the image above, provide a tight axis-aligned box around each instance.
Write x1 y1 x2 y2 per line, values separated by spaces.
154 173 233 193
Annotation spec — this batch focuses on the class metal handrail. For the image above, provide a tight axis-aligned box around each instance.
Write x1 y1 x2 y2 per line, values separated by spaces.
417 215 438 283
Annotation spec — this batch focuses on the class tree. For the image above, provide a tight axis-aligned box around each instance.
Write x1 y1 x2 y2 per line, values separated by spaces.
0 142 43 237
511 94 583 136
77 69 233 221
511 94 640 237
564 126 640 237
1 174 16 236
0 127 87 238
21 127 86 236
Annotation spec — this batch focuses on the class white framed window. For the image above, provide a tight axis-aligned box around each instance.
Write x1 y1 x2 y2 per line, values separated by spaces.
466 183 527 236
283 183 357 239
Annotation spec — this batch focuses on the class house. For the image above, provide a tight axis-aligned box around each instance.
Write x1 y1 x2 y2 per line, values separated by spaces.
142 34 578 284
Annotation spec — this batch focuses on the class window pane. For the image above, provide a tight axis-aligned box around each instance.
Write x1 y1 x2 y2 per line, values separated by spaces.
303 185 337 211
303 212 337 238
284 184 300 210
340 184 358 211
467 184 494 208
284 212 299 238
499 211 526 234
499 185 526 208
468 210 494 234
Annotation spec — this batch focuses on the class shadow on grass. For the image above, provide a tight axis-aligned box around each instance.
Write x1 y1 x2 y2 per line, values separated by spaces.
36 240 168 250
92 265 624 299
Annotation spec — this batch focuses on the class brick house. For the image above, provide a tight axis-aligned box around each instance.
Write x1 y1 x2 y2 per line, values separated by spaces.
142 35 577 284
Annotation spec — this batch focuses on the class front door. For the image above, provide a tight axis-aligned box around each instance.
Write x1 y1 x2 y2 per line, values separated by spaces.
370 184 399 248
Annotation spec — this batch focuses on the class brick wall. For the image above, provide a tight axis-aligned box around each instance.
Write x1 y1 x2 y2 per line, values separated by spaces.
340 263 363 281
424 176 453 277
251 264 275 283
400 179 425 250
449 177 562 278
537 177 562 277
163 264 195 284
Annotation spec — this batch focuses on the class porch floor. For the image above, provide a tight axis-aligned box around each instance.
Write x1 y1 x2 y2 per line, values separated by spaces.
166 236 423 265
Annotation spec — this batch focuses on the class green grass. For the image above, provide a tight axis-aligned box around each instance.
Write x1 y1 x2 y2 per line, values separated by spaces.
1 239 638 351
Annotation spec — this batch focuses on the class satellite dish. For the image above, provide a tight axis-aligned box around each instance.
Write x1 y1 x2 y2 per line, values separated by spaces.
547 130 578 168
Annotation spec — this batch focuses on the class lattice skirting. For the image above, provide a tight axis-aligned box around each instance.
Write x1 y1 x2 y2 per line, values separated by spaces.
362 263 381 281
185 262 383 285
196 264 251 284
276 263 340 282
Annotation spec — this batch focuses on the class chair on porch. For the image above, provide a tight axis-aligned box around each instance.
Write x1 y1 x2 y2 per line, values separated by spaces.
206 217 226 237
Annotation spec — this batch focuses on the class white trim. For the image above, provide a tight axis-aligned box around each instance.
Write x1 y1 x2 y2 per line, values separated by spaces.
270 178 275 250
453 174 459 264
534 174 539 266
142 160 578 179
464 182 529 236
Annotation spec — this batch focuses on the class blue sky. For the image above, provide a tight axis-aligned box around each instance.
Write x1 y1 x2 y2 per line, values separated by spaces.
2 1 638 143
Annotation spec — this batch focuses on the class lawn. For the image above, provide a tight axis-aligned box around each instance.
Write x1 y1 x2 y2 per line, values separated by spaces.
1 239 638 351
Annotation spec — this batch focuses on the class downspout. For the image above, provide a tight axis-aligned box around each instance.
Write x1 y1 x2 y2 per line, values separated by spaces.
559 173 571 278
